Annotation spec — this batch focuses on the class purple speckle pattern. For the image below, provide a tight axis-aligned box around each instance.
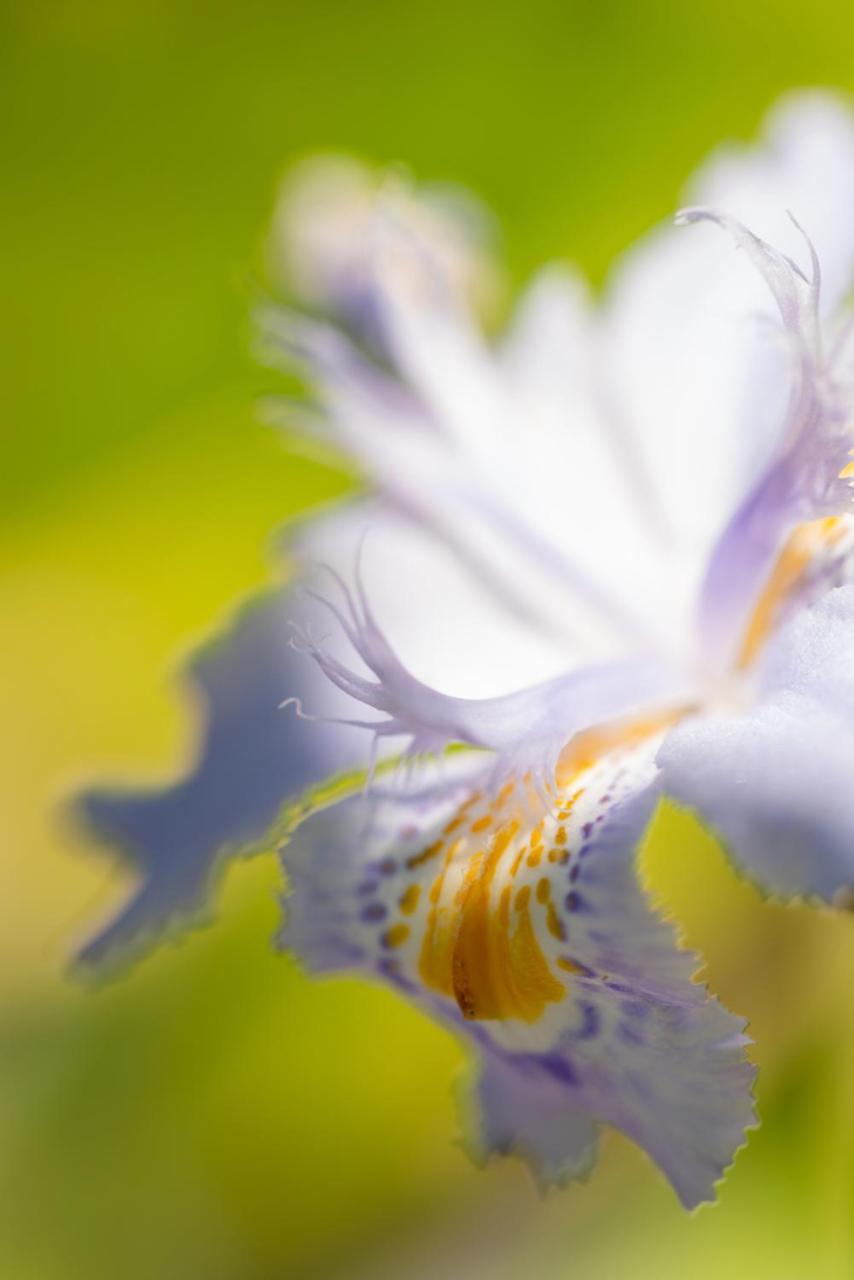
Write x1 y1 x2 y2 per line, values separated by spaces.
281 735 755 1208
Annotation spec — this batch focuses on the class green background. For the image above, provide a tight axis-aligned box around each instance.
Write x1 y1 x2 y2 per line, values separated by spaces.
3 1 854 1276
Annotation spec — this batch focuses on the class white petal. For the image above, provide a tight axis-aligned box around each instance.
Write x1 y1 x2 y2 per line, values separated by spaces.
602 92 854 559
263 264 694 665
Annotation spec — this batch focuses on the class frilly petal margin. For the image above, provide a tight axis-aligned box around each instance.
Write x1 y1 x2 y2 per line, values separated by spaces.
678 209 854 670
601 93 854 567
71 587 368 969
659 584 854 904
279 742 756 1208
289 562 692 788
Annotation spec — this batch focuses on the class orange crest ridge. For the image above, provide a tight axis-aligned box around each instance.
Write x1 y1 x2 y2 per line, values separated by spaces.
371 719 672 1027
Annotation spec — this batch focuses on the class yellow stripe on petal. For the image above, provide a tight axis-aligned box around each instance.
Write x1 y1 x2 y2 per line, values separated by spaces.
449 815 567 1024
399 884 421 914
738 516 850 668
370 724 671 1028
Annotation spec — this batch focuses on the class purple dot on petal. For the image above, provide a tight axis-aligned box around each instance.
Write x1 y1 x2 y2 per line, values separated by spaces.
582 822 593 838
330 941 366 966
356 880 380 896
377 857 398 876
564 892 587 913
577 1002 599 1038
539 1052 579 1086
360 901 388 923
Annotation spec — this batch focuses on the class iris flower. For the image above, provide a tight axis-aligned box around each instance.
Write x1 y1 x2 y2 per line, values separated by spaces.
78 93 854 1208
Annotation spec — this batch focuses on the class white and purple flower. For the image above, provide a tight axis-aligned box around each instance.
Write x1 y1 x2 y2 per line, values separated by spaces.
78 93 854 1208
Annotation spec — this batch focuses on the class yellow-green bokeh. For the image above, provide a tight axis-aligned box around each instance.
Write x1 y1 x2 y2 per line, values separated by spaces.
4 1 854 1275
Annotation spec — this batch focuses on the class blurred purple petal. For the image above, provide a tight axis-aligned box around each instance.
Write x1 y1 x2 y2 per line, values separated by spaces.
74 588 366 967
